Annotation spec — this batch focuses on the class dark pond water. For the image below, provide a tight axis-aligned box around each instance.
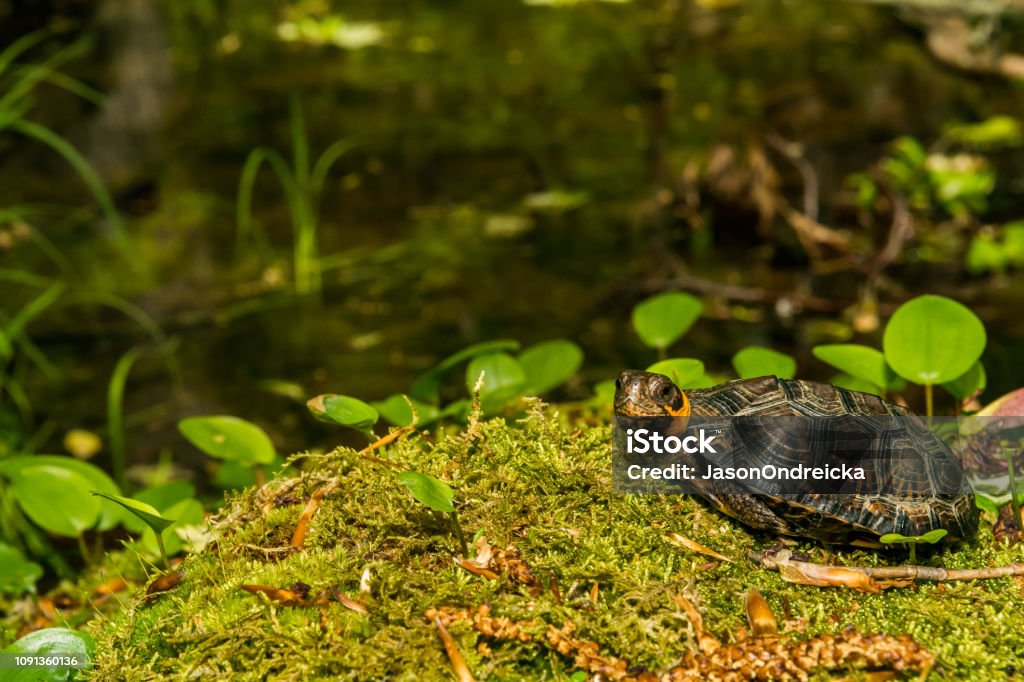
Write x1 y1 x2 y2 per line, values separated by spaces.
3 0 1024 484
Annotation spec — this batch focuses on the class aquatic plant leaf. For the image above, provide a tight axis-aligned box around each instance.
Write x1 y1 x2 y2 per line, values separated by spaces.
883 295 986 385
646 358 705 387
465 353 526 412
942 361 986 401
11 465 98 537
178 415 275 465
396 471 455 513
91 491 174 535
140 498 204 557
631 292 702 350
829 374 883 397
0 542 42 595
518 340 583 394
732 346 796 380
307 395 379 434
812 344 892 392
0 456 122 530
410 339 521 402
2 627 95 681
373 394 440 428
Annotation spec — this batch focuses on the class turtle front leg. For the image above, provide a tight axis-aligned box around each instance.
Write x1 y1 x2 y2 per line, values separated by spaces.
703 492 791 535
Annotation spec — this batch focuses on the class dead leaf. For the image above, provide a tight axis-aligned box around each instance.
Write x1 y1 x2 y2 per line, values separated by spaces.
666 531 734 562
454 557 499 580
329 586 369 614
745 589 778 636
778 561 881 593
240 584 307 606
146 571 185 597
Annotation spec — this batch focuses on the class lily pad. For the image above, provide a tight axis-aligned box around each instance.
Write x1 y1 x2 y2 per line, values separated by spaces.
883 295 986 385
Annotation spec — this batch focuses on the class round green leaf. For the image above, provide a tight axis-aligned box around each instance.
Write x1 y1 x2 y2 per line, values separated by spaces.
3 627 95 681
0 542 42 595
941 361 986 401
307 395 379 434
178 415 275 466
372 394 441 428
646 358 705 388
883 295 986 385
396 471 455 513
732 346 797 380
409 339 521 402
812 344 892 392
0 456 122 531
829 374 883 397
631 292 703 350
465 352 526 412
518 340 583 394
12 465 99 537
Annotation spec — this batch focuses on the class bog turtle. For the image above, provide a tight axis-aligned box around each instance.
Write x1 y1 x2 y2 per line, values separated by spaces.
614 371 978 547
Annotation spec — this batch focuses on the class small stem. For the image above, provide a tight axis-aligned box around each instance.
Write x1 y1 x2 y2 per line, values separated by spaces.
255 466 266 487
1007 449 1021 532
155 532 171 571
657 346 667 361
908 542 916 565
924 384 933 424
449 510 469 557
77 532 92 566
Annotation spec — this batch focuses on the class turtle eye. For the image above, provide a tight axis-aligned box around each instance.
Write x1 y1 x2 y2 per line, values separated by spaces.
657 383 675 401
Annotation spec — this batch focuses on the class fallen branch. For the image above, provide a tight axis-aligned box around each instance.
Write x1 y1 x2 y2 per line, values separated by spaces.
752 548 1024 591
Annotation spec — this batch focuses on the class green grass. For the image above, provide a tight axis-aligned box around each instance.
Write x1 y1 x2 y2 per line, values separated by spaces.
78 407 1024 680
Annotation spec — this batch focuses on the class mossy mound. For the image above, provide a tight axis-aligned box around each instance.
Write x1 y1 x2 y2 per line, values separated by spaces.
88 409 1024 680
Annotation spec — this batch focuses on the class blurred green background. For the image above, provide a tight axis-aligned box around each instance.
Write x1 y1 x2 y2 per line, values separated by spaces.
2 0 1024 483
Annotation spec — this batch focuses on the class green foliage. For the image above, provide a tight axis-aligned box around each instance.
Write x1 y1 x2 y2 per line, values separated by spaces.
409 340 521 403
965 223 1024 275
882 295 986 386
0 541 41 595
0 456 122 531
9 465 99 537
944 116 1022 149
518 340 583 394
466 352 526 414
732 346 796 380
396 471 455 513
91 491 177 570
0 30 134 266
372 394 441 428
812 344 897 395
236 95 353 295
2 627 94 681
631 293 703 353
941 361 986 402
91 492 174 535
178 415 276 467
396 470 467 555
646 358 705 387
307 394 379 436
879 529 948 563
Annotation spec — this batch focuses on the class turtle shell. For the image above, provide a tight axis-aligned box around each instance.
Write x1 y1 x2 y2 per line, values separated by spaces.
619 373 979 546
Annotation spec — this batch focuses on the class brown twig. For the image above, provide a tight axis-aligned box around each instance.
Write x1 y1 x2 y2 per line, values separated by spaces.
752 549 1024 589
433 616 476 682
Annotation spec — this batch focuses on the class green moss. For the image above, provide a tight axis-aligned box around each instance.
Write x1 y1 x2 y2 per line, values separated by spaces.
83 410 1024 680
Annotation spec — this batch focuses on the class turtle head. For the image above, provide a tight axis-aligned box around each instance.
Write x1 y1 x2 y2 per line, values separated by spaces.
614 370 690 421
